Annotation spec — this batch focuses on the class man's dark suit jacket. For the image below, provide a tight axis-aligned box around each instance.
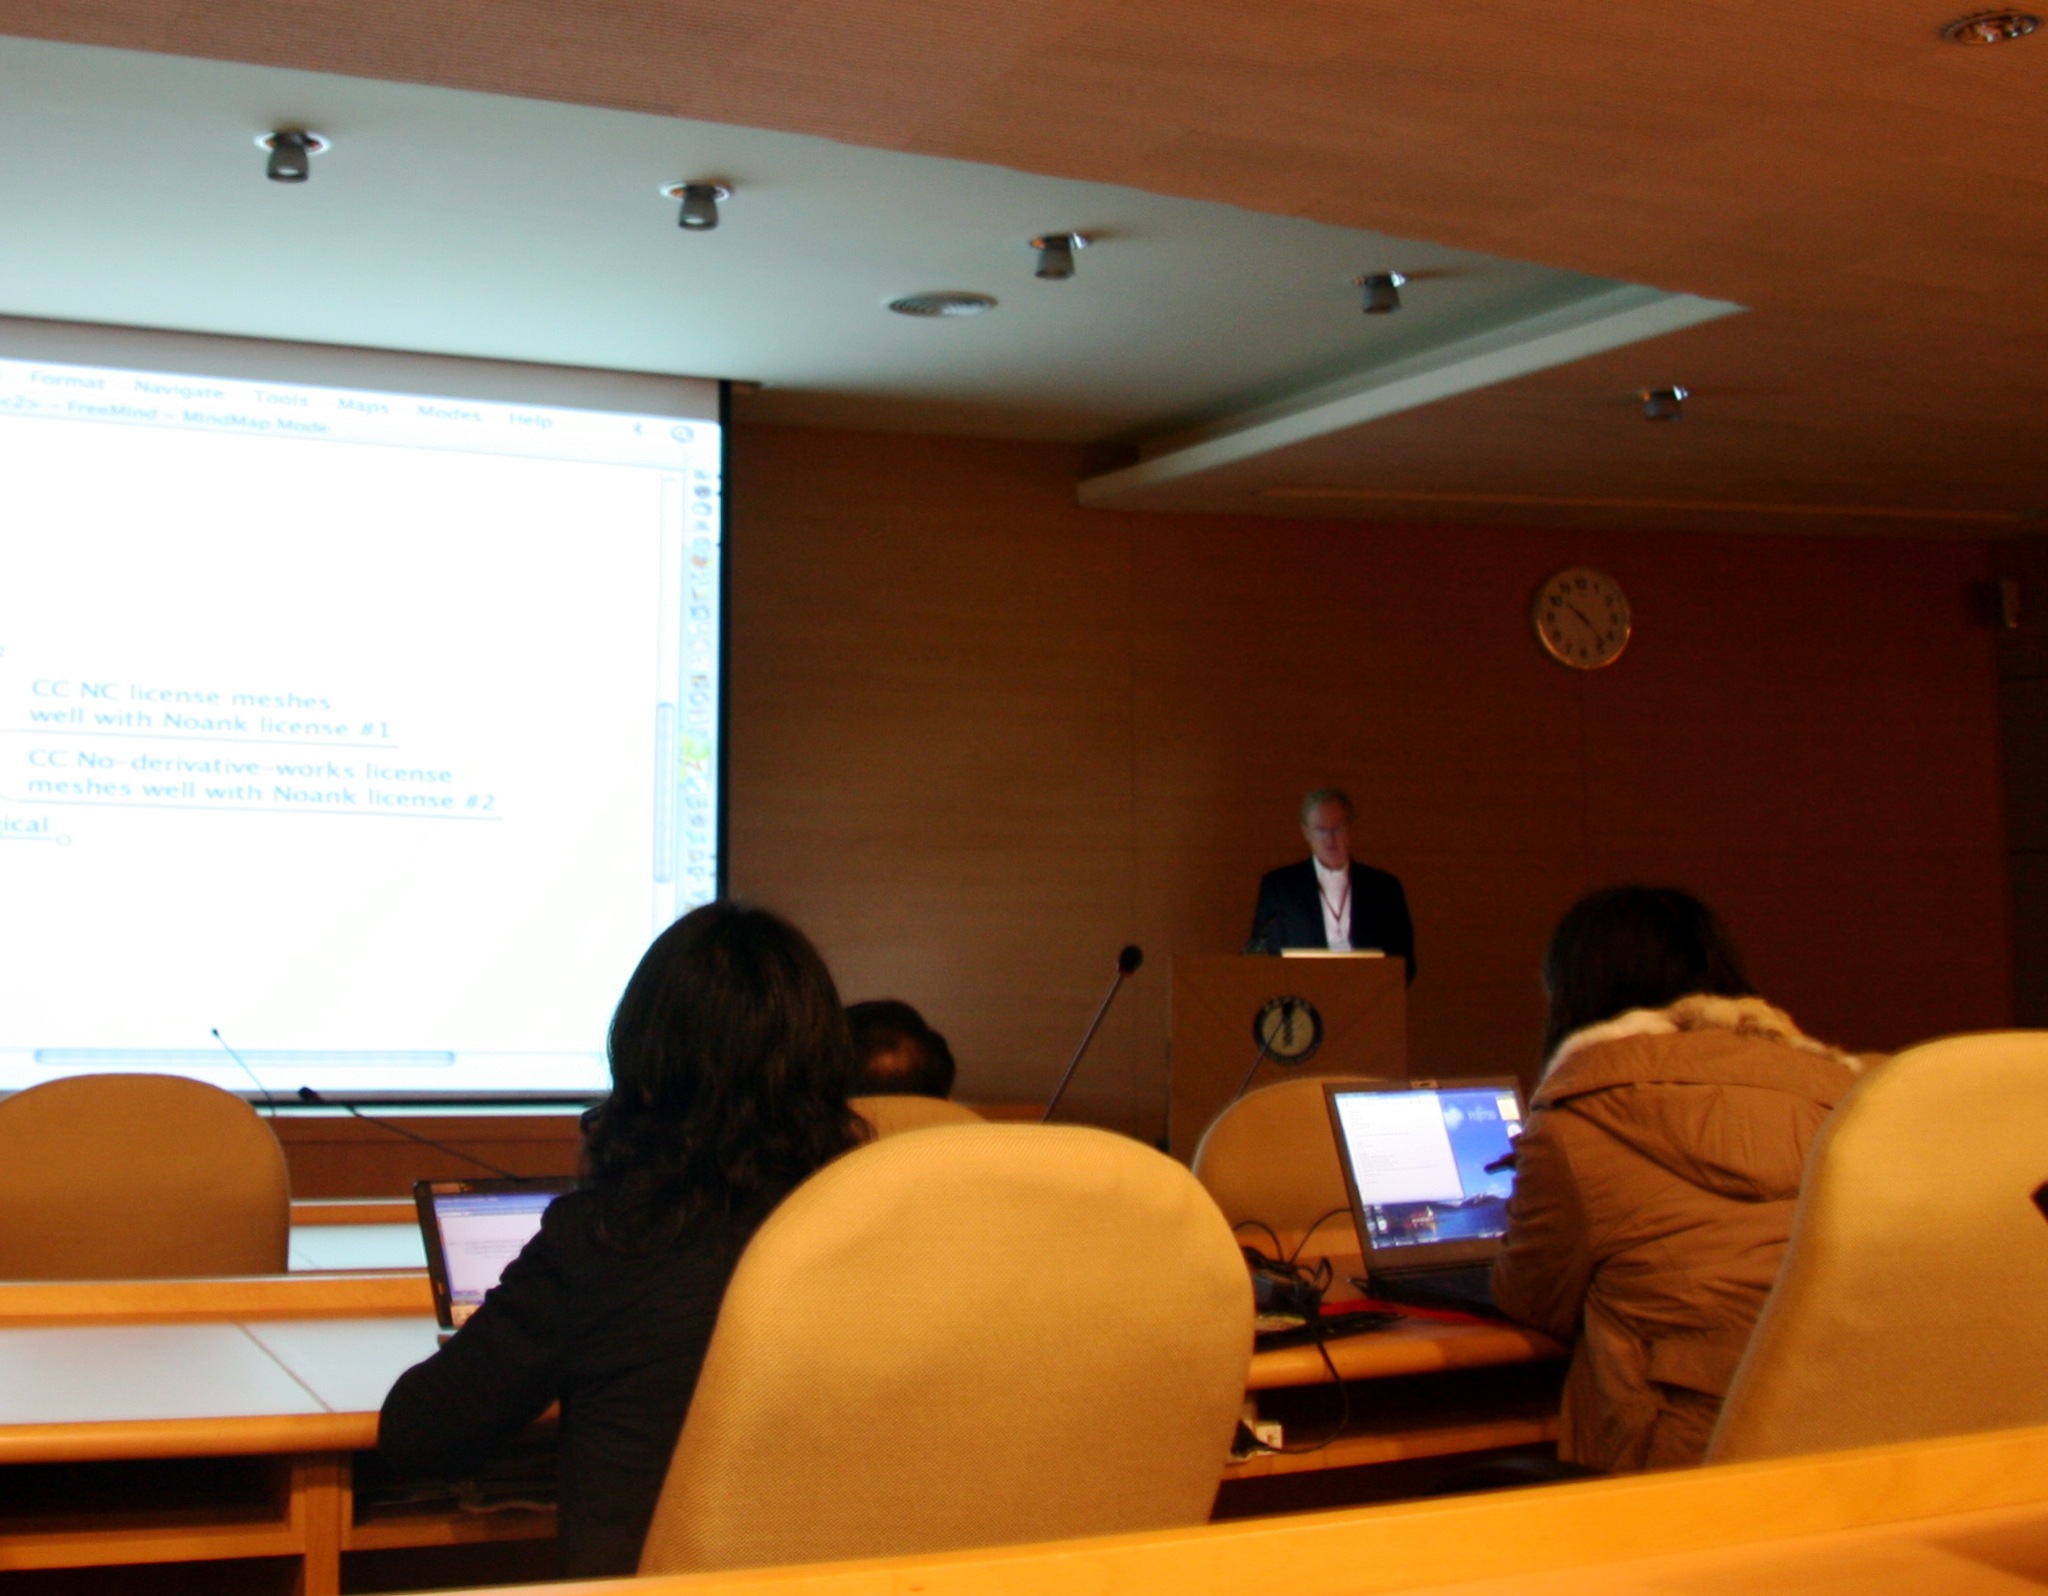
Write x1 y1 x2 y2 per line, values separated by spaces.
1251 860 1416 981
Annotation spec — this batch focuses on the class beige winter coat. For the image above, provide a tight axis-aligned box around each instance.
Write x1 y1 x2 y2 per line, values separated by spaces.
1491 996 1860 1472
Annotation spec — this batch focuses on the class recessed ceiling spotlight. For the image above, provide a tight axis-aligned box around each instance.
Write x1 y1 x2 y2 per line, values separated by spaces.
887 292 998 318
1031 233 1091 280
1641 386 1689 421
1941 9 2038 41
1354 271 1407 314
256 129 329 183
660 181 731 230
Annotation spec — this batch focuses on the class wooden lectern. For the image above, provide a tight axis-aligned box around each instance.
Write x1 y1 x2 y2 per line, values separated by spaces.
1168 954 1407 1162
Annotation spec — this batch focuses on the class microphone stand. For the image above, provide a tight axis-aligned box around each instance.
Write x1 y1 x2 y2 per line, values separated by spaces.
1042 946 1143 1124
296 1085 525 1181
1227 1033 1279 1107
1225 995 1317 1106
211 1028 277 1117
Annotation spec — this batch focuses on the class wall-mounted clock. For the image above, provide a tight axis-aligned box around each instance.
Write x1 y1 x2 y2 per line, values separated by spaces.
1533 568 1631 669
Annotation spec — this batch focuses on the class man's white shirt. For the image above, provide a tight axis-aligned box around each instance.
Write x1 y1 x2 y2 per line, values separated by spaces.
1313 857 1352 951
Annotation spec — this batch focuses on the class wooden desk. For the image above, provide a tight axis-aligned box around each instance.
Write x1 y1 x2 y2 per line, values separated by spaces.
503 1424 2048 1596
1247 1311 1559 1390
1232 1261 1566 1487
287 1201 423 1272
0 1271 1563 1591
0 1274 549 1594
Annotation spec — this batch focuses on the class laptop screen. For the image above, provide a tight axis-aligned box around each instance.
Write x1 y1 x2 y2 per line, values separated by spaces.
418 1182 567 1327
1328 1084 1523 1252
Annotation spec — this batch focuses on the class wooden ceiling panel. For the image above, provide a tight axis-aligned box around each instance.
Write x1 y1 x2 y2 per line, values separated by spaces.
2 0 2042 529
1117 296 2048 531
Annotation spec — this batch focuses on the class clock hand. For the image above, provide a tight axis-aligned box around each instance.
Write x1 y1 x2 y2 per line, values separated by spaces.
1567 601 1598 633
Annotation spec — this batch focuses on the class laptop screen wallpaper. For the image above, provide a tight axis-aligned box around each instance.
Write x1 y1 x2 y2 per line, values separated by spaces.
1334 1086 1524 1250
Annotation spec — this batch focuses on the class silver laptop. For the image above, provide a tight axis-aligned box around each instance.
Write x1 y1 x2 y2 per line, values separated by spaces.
415 1177 572 1339
1323 1079 1524 1317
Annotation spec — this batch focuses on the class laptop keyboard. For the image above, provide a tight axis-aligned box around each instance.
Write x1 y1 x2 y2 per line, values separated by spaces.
1417 1266 1496 1300
1364 1265 1502 1316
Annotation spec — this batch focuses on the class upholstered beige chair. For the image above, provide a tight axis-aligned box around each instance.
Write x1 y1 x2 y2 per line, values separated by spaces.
850 1092 983 1137
1710 1032 2048 1463
0 1073 291 1279
1191 1074 1383 1239
638 1123 1253 1574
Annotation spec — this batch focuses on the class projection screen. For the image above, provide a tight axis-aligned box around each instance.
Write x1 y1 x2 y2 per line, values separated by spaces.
0 319 724 1100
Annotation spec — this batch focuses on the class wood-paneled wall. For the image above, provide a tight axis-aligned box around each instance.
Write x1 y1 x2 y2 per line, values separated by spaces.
1991 537 2048 1025
728 423 2011 1140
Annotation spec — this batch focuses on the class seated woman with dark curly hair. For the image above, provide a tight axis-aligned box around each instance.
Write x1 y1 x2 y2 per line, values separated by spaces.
379 902 865 1577
1493 886 1864 1474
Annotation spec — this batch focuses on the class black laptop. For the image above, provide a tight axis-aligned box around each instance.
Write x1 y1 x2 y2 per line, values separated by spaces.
1323 1078 1525 1318
415 1177 572 1341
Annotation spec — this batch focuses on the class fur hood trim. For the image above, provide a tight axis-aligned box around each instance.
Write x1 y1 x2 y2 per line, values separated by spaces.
1544 994 1863 1080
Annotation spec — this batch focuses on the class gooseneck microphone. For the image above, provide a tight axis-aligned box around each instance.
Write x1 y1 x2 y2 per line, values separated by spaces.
1225 996 1319 1108
1243 915 1282 956
295 1085 524 1181
211 1027 277 1117
1042 944 1143 1124
1227 1032 1280 1109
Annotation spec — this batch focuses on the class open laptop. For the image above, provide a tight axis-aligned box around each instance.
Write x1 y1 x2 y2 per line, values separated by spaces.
1323 1079 1524 1318
415 1177 573 1340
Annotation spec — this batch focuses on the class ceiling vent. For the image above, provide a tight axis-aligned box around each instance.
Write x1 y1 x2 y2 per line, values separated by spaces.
887 292 997 318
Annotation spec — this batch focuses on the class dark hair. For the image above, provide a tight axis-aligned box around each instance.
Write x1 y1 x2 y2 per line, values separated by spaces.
1540 886 1755 1061
1300 787 1354 824
580 901 864 1249
845 999 957 1098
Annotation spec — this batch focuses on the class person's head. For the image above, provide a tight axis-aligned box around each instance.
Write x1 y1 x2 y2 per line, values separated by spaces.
1540 886 1756 1062
1300 787 1354 872
580 900 864 1249
845 999 957 1099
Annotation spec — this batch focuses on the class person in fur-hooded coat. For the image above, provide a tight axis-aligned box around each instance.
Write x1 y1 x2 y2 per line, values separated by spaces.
1491 888 1864 1473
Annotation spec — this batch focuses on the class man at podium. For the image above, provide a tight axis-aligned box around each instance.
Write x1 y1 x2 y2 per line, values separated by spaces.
1250 788 1415 979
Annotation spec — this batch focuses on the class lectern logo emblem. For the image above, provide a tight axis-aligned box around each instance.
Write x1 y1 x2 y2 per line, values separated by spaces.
1252 997 1323 1065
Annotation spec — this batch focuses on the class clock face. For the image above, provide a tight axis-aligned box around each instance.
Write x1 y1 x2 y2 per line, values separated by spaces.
1533 568 1631 670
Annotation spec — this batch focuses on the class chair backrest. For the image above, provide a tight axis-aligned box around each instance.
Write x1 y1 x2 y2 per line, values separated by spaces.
850 1093 984 1137
0 1073 291 1279
638 1123 1253 1575
1191 1074 1385 1238
1710 1032 2048 1463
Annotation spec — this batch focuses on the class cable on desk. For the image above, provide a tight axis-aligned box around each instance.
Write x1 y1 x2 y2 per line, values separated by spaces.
1244 1322 1353 1456
1235 1211 1356 1456
1232 1210 1352 1266
1288 1206 1353 1264
1233 1218 1284 1255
